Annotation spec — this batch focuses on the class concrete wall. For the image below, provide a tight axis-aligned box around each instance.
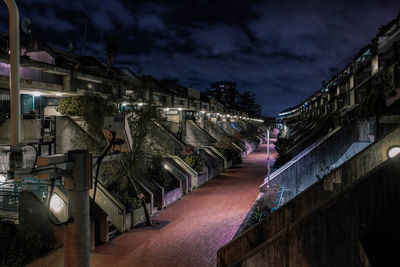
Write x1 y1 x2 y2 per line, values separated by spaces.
55 116 95 154
199 148 222 179
0 119 41 144
183 120 216 147
146 122 184 156
221 121 238 137
218 125 400 266
261 120 369 200
239 158 400 267
132 203 152 227
164 187 182 207
203 121 230 141
0 144 37 171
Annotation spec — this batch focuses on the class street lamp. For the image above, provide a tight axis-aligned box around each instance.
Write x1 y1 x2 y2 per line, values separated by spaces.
266 128 270 186
4 0 21 179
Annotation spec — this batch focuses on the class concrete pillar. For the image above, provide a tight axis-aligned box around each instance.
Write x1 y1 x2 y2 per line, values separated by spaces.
63 75 71 92
350 90 355 105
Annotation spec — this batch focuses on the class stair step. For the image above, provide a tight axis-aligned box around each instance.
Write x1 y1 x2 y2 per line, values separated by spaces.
107 217 119 240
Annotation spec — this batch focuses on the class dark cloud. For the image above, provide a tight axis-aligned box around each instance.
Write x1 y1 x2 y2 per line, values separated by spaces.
1 0 399 116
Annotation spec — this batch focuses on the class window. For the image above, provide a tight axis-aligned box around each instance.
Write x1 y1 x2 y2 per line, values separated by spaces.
174 99 184 106
157 95 167 103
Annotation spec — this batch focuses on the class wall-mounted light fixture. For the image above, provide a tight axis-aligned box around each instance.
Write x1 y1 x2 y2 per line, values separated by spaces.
387 146 400 158
0 173 6 183
49 193 64 213
32 91 42 97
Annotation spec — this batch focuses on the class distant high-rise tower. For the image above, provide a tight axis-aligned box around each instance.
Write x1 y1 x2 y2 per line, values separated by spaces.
209 81 238 108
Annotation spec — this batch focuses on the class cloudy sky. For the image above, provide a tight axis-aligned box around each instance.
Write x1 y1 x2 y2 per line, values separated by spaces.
0 0 399 116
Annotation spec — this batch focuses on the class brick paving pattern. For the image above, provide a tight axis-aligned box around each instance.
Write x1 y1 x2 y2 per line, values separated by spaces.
91 144 272 267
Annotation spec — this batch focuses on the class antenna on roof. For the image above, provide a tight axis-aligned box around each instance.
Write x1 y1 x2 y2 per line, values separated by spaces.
21 17 32 36
84 13 88 56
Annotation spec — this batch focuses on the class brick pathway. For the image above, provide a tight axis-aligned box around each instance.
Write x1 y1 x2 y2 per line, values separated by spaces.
91 144 272 267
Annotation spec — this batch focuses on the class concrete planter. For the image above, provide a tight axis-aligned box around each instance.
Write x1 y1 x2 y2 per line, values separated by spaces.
197 170 208 186
131 203 151 227
227 160 233 168
125 212 132 230
164 187 182 207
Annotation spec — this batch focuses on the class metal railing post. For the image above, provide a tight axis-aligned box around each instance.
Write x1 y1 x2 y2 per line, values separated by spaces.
4 0 21 178
65 150 91 267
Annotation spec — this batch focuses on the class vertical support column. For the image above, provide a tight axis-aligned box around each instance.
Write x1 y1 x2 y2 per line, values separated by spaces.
64 150 92 267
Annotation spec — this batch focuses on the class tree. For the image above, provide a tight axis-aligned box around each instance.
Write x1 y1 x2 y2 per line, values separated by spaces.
104 34 120 76
237 91 262 117
103 78 161 226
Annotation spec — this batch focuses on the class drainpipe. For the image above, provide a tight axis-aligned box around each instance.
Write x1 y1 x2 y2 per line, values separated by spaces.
4 0 21 177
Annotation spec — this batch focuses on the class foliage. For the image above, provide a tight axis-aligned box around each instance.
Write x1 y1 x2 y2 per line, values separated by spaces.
214 137 242 164
0 219 44 267
102 78 162 224
146 156 175 191
185 155 205 173
102 159 142 210
181 144 195 157
234 132 243 140
104 34 120 75
56 96 86 116
56 94 118 155
249 206 268 225
273 136 295 167
237 91 262 117
179 144 205 173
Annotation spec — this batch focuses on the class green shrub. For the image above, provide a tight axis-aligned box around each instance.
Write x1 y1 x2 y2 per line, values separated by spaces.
185 155 205 173
0 219 44 267
56 96 86 116
250 206 268 224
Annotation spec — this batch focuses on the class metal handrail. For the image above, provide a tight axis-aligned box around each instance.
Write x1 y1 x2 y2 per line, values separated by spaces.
271 186 285 213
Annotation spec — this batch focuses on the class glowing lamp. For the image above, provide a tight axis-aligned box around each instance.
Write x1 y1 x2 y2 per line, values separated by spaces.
50 194 64 213
0 173 6 183
387 146 400 158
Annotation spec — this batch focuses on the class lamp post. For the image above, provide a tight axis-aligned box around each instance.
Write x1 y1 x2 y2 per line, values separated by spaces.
267 128 270 186
4 0 21 179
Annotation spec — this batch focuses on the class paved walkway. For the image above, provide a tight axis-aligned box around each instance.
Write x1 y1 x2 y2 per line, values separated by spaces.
91 144 271 267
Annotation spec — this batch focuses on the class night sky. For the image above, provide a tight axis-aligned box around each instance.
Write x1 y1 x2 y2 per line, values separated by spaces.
0 0 399 116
